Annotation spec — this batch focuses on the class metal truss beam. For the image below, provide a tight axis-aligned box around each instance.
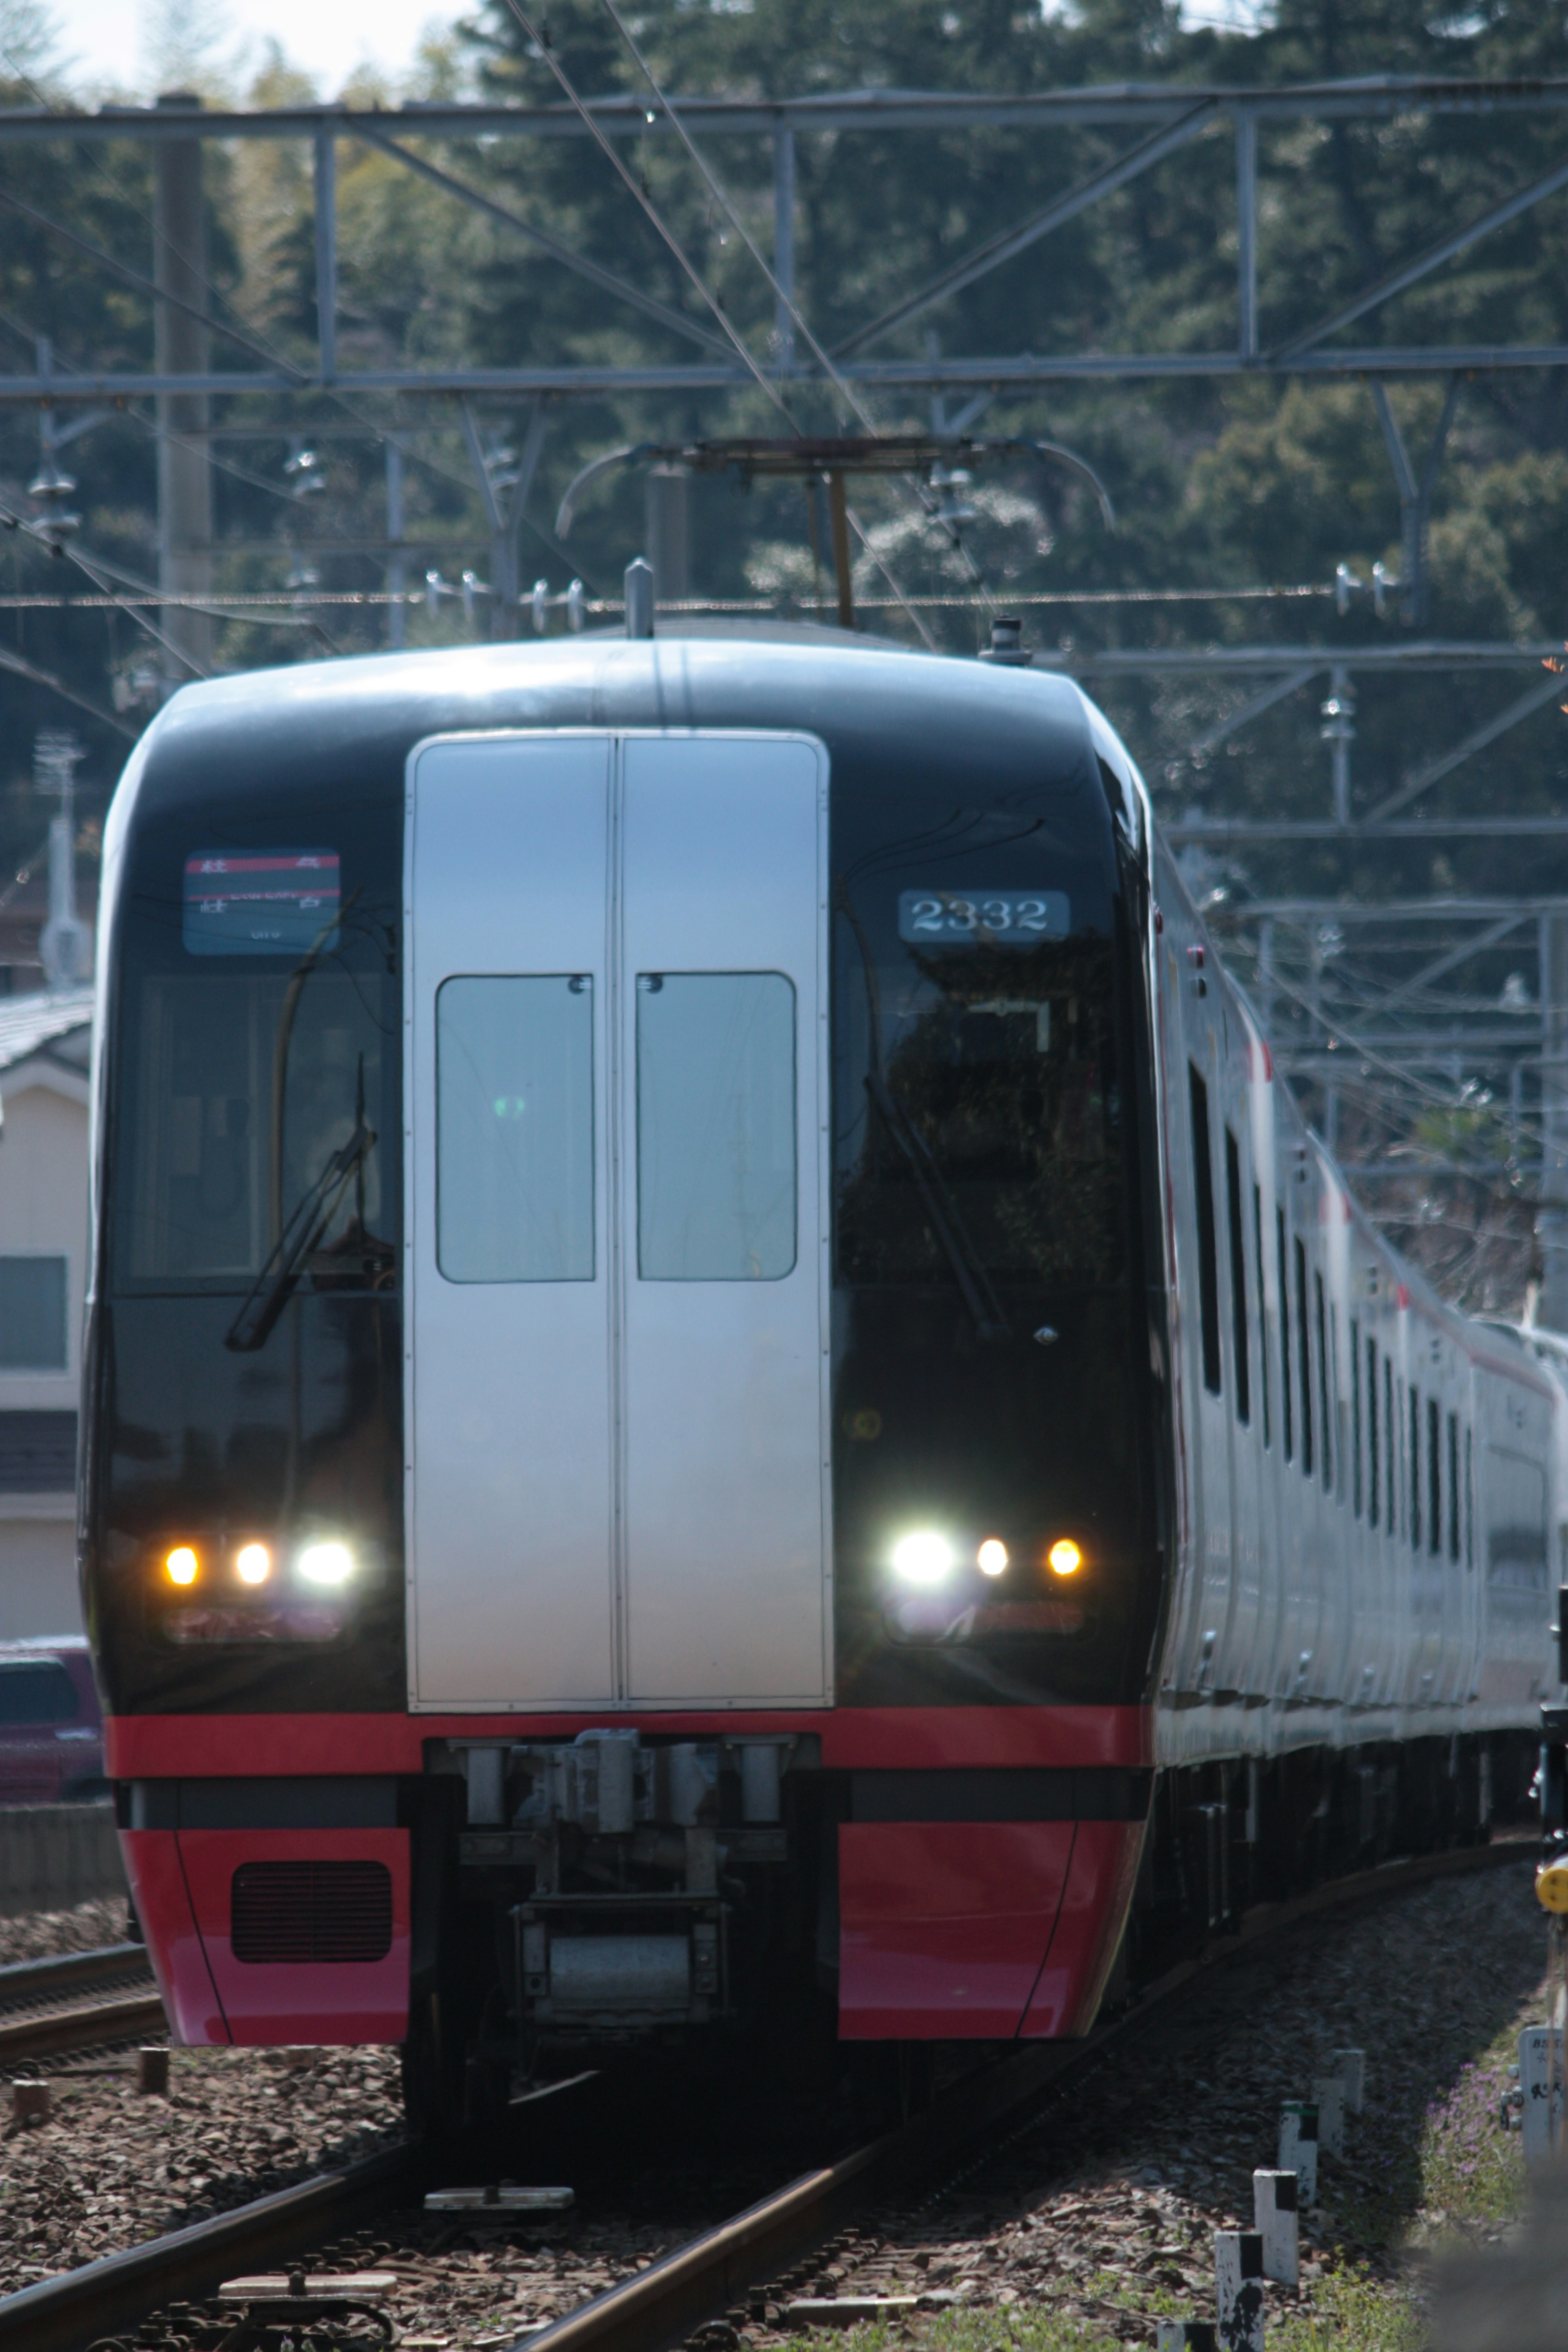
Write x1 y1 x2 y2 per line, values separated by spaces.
9 349 1568 404
833 102 1217 357
1228 898 1568 919
350 125 733 356
1165 817 1568 840
1056 640 1559 674
1356 910 1528 1018
1365 668 1567 821
1276 154 1568 362
9 80 1568 145
1278 1029 1546 1047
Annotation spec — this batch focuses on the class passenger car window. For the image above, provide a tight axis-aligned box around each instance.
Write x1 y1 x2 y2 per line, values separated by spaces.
637 973 796 1281
437 976 595 1283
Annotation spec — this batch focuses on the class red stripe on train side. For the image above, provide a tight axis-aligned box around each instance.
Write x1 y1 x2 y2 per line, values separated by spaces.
105 1704 1152 1779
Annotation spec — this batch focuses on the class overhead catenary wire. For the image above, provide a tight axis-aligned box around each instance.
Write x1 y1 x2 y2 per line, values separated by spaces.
592 0 970 640
499 0 939 648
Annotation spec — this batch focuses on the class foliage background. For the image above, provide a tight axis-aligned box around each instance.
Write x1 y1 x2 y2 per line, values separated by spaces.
1 0 1566 1301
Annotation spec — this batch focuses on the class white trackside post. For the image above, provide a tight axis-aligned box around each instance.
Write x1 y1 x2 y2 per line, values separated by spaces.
1330 2047 1365 2113
1518 2025 1564 2163
1252 2169 1299 2287
1278 2101 1319 2202
1313 2071 1345 2158
1215 2230 1265 2352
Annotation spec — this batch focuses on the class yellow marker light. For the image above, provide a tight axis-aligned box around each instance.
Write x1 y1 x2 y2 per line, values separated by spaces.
297 1539 354 1588
1048 1538 1084 1578
891 1531 955 1586
165 1546 198 1587
235 1543 271 1587
977 1539 1009 1576
1538 1859 1568 1915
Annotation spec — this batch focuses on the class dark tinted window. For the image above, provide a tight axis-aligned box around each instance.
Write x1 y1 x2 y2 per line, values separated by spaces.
1351 1320 1362 1518
1296 1238 1312 1477
1253 1186 1270 1446
1367 1336 1379 1528
0 1662 78 1725
1277 1208 1293 1461
1225 1129 1249 1425
1190 1067 1221 1395
835 918 1125 1292
1316 1274 1332 1493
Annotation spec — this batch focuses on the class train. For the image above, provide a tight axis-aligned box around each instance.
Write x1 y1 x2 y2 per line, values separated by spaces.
82 610 1559 2131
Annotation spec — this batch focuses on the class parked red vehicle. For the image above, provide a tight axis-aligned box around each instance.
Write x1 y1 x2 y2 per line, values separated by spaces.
0 1639 105 1803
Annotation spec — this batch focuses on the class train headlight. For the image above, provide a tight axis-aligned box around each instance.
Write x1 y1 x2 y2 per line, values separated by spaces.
891 1530 955 1586
297 1539 355 1588
1048 1538 1083 1577
235 1542 271 1587
977 1539 1008 1576
165 1546 198 1587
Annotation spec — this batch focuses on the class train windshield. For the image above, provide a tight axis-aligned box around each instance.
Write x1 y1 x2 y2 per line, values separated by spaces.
834 891 1125 1295
111 866 396 1297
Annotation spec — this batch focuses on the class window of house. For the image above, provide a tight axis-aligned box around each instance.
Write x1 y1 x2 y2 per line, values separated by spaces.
0 1258 67 1370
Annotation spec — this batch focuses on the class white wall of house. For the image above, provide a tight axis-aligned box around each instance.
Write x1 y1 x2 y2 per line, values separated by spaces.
0 1054 89 1637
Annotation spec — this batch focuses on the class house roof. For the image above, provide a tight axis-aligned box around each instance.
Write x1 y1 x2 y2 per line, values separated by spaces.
0 987 94 1077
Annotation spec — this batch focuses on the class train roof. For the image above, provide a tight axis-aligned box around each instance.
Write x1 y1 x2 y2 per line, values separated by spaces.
125 630 1109 811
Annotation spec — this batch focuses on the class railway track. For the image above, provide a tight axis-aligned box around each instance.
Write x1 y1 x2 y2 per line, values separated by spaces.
0 1941 164 2070
0 1832 1534 2352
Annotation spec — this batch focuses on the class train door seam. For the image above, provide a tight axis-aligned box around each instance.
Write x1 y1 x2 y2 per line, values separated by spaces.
1013 1819 1078 2037
608 736 629 1702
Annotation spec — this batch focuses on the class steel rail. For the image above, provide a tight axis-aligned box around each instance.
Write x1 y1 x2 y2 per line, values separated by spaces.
0 1984 167 2067
515 1835 1534 2352
0 1835 1530 2352
0 2143 419 2352
0 1941 150 2007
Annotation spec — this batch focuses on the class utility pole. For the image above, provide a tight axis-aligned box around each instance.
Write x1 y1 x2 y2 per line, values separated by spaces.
1538 912 1568 1330
154 92 213 685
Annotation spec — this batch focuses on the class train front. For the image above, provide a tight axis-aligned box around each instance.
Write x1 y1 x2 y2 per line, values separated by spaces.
82 641 1166 2117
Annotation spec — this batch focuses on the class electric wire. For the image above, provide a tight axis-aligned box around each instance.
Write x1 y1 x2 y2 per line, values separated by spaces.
500 0 938 647
0 42 596 590
594 0 969 641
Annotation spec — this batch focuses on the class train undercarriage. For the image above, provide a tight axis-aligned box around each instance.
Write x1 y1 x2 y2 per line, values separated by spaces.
394 1724 1539 2137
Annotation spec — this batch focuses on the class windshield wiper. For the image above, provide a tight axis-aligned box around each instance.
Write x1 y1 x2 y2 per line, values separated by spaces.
225 1117 376 1354
864 1069 1010 1343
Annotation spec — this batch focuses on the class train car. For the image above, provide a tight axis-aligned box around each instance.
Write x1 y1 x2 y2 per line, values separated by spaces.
82 617 1557 2128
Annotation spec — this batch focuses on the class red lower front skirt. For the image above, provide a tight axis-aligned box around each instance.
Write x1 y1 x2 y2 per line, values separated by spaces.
119 1826 410 2046
837 1817 1144 2039
111 1704 1148 2049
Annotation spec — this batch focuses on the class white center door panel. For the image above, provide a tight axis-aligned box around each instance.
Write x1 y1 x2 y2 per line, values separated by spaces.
619 736 829 1704
408 734 615 1707
406 728 831 1711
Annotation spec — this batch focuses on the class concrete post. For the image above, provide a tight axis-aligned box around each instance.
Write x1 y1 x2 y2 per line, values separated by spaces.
154 92 213 683
1278 2101 1318 2201
1214 2231 1265 2352
646 466 690 606
1253 2170 1298 2287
